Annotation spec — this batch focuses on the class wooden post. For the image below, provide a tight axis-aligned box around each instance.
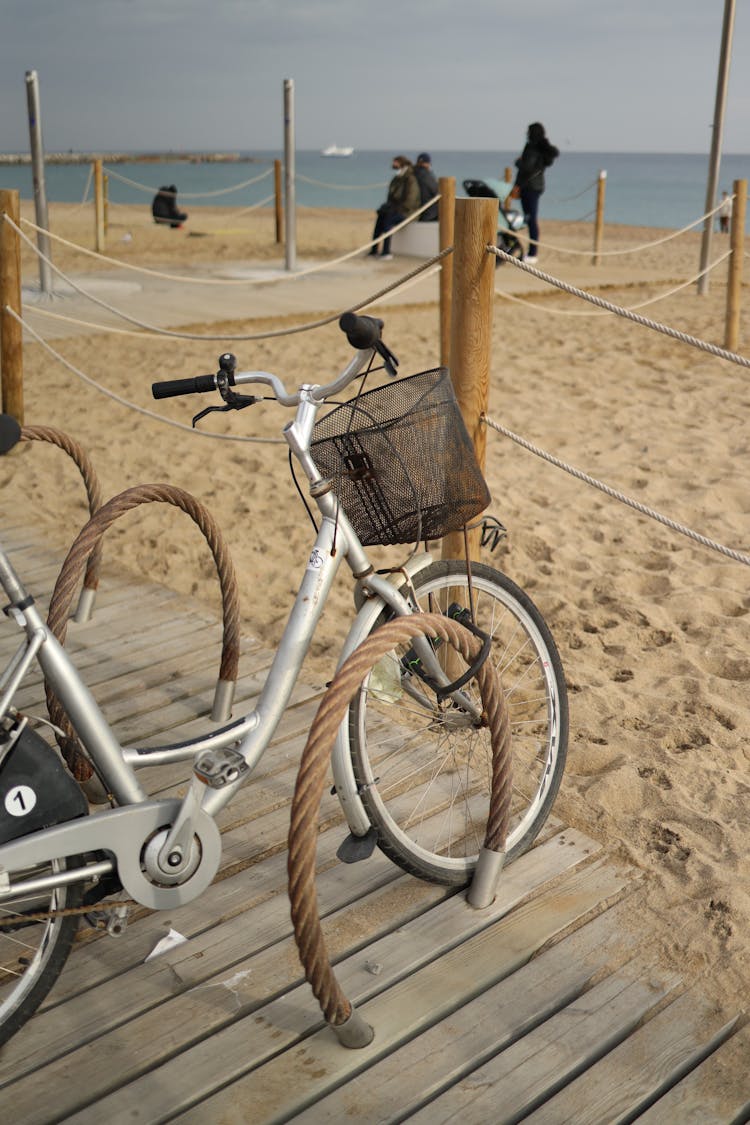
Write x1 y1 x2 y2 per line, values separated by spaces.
274 159 283 244
94 159 105 253
438 176 455 369
441 196 497 564
592 169 606 265
504 167 513 183
725 178 746 351
0 190 24 423
103 172 109 236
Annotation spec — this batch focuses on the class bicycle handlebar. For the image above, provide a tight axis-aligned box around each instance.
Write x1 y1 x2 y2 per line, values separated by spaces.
152 374 220 400
338 312 383 350
151 314 393 407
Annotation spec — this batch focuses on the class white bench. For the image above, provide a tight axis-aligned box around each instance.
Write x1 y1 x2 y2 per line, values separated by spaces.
391 221 440 259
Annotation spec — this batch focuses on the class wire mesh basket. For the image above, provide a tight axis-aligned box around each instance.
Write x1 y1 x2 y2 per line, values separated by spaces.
310 367 491 546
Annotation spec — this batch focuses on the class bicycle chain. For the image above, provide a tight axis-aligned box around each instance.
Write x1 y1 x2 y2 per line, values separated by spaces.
0 899 135 926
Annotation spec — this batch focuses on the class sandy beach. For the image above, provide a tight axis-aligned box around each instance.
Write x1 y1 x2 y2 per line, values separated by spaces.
3 198 749 1016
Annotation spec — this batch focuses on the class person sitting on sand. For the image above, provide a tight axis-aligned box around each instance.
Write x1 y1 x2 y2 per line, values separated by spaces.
151 185 188 229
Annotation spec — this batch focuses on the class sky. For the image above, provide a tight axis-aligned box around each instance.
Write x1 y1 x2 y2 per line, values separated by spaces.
1 1 749 156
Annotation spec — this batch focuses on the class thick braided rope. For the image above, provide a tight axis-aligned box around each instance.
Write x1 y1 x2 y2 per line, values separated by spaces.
45 483 241 779
20 425 104 594
287 612 511 1027
483 413 750 568
490 246 750 369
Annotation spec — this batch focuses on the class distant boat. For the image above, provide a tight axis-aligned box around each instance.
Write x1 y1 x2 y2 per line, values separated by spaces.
321 144 354 158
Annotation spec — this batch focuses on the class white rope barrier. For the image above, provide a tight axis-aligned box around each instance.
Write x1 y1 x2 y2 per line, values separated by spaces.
546 177 599 204
19 213 290 286
17 197 439 288
10 222 447 342
22 261 445 339
534 198 728 258
5 307 284 444
103 164 274 198
483 413 750 568
295 173 388 191
494 250 731 317
490 245 750 369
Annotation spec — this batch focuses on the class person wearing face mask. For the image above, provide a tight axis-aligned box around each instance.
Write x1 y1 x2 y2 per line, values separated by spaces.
368 155 421 259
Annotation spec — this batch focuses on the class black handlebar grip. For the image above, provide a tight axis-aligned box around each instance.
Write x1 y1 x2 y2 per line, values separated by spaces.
152 374 218 400
339 312 383 350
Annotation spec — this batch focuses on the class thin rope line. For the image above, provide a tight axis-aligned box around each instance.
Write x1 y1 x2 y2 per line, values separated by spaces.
103 164 274 197
296 173 388 190
6 308 284 443
482 413 750 567
494 250 731 317
534 198 727 257
490 245 750 368
10 247 450 341
16 197 440 292
546 177 599 203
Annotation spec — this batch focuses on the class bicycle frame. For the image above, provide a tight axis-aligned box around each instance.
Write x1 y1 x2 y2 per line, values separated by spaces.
0 356 460 911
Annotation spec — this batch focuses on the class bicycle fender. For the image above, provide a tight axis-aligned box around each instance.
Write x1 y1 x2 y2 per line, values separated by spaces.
330 552 434 836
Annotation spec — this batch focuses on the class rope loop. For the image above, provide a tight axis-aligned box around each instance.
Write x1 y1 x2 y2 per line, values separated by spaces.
287 611 511 1030
20 425 104 600
45 483 242 780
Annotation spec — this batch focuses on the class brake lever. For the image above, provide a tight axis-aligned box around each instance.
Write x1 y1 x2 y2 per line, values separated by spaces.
192 389 260 428
375 340 399 378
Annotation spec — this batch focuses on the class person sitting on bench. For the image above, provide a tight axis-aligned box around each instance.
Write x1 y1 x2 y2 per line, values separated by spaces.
151 185 188 228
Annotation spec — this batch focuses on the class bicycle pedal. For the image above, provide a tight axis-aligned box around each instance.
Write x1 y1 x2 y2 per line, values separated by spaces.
194 747 249 788
336 827 378 864
106 904 130 937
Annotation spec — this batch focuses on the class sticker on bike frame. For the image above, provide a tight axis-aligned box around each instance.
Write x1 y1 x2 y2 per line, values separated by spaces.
307 549 325 571
4 785 37 817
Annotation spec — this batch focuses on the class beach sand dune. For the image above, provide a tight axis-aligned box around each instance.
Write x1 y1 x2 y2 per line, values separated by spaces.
4 201 749 1013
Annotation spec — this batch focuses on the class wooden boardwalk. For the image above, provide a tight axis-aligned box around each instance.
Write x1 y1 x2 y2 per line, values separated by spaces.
0 525 747 1124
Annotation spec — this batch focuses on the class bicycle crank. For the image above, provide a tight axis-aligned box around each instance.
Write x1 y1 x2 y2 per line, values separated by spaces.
0 799 223 913
117 811 222 910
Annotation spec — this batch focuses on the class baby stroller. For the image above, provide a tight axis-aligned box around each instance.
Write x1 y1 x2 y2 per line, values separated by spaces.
463 177 526 265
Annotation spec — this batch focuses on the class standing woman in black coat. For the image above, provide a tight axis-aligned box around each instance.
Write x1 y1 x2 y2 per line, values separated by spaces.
511 122 559 263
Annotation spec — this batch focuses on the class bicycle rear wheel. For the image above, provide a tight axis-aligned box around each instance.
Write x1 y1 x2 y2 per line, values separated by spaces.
0 859 82 1046
348 560 568 885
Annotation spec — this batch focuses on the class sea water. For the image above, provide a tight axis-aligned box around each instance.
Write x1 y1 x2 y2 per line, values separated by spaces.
2 150 749 231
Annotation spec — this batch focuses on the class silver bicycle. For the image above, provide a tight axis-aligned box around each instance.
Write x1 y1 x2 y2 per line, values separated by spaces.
0 313 568 1045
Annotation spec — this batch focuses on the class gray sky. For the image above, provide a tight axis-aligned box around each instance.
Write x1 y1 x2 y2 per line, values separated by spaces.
1 1 748 155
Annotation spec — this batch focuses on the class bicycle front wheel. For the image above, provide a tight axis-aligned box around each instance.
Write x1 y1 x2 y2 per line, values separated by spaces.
0 858 82 1046
348 560 568 885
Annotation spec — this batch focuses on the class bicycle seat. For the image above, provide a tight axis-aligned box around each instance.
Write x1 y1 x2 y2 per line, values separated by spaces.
0 414 21 455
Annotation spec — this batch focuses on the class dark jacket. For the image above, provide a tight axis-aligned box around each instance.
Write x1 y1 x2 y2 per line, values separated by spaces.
514 139 559 194
386 168 421 216
414 165 439 221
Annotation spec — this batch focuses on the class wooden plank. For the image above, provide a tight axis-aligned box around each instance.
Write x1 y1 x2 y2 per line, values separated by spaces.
1 831 603 1121
57 845 623 1124
523 989 740 1124
0 831 407 1086
636 1022 750 1123
167 859 633 1125
403 966 683 1124
284 899 661 1124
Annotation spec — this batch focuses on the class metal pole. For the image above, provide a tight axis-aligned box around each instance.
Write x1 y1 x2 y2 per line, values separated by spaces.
283 78 296 272
25 69 53 294
697 0 735 296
